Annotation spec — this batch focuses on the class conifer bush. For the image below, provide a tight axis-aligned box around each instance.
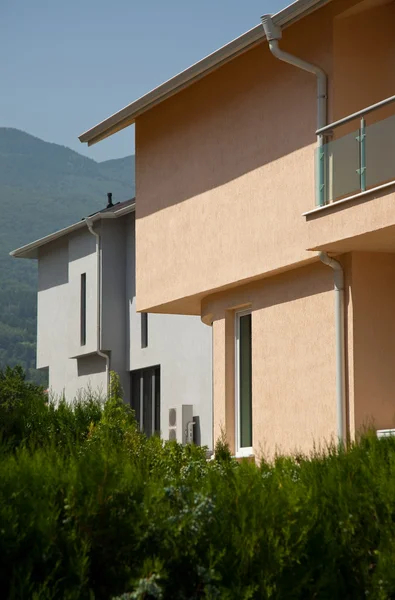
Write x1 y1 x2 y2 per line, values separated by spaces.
1 366 395 599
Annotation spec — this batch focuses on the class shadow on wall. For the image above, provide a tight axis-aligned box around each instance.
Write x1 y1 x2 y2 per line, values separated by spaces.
136 4 331 219
68 228 97 263
38 238 69 292
204 260 336 322
77 354 107 377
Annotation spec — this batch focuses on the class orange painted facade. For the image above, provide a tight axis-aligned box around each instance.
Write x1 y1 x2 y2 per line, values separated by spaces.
133 0 395 457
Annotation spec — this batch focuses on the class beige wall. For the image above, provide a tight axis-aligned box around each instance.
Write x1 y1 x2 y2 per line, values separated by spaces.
133 0 395 457
333 2 395 126
204 263 337 457
209 251 395 456
350 252 395 433
306 0 395 253
135 0 395 315
135 3 336 314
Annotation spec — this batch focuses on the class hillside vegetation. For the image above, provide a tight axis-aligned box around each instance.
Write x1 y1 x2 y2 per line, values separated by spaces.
0 128 135 382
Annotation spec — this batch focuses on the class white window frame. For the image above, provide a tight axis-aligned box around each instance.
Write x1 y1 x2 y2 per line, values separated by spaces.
235 309 253 458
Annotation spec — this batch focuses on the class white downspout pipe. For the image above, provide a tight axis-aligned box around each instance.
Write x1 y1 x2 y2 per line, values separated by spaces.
85 217 110 397
319 252 346 444
261 15 328 205
260 14 327 129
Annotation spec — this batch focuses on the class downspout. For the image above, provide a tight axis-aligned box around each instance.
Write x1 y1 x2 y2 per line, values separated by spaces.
319 252 346 444
85 217 111 396
261 15 327 206
259 17 345 441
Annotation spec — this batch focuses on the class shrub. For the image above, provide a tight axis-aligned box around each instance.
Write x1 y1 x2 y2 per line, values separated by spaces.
2 368 395 598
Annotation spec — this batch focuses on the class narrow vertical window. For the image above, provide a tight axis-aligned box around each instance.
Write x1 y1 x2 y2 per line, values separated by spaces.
236 311 252 455
80 273 86 346
154 367 161 435
130 366 160 436
141 313 148 348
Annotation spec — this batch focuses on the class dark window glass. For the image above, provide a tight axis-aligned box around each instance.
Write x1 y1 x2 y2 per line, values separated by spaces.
130 366 160 436
141 313 148 348
80 273 86 346
239 314 252 448
154 368 161 434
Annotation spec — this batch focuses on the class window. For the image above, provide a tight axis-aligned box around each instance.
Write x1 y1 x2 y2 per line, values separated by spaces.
141 313 148 348
235 311 252 456
80 273 86 346
130 366 160 437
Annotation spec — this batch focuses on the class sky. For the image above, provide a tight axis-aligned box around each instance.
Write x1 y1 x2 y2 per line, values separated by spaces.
1 0 290 162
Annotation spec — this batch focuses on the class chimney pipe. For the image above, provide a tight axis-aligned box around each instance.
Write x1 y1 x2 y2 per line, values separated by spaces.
106 192 113 208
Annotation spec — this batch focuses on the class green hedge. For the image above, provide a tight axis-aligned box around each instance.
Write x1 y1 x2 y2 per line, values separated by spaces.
1 367 395 599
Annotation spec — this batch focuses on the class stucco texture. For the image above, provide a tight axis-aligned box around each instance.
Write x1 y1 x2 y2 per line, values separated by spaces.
209 252 395 456
135 0 395 315
37 216 212 448
126 213 213 448
131 0 395 455
135 3 334 314
350 252 395 434
205 263 337 458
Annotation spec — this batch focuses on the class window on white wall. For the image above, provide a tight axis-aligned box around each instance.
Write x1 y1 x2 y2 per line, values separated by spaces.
141 313 148 348
130 365 160 437
235 310 252 456
80 273 86 346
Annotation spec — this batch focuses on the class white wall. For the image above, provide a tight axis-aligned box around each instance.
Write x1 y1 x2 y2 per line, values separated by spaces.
37 232 107 399
36 212 213 448
67 228 98 358
37 237 69 370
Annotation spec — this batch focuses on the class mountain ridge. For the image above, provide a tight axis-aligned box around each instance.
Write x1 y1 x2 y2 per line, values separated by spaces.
0 127 135 383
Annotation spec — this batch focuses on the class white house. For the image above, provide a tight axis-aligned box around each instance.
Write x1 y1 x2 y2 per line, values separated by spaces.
11 196 213 448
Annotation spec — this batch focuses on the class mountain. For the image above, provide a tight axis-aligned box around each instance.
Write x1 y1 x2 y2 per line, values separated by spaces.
0 127 135 383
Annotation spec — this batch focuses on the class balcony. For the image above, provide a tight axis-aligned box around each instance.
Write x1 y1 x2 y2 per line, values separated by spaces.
315 95 395 208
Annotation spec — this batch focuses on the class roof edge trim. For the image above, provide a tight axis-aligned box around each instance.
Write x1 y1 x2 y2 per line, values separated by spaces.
79 0 332 146
10 202 135 260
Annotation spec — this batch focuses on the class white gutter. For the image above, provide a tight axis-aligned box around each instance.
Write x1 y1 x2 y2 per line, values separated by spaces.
10 220 92 259
260 15 327 130
10 202 135 260
85 217 111 396
259 15 345 439
260 14 327 206
79 0 332 146
319 252 346 444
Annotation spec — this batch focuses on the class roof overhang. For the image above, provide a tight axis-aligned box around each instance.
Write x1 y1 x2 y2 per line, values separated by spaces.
79 0 332 147
10 201 135 260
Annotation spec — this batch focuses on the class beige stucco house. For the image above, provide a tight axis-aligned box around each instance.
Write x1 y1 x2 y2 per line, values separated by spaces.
79 0 395 458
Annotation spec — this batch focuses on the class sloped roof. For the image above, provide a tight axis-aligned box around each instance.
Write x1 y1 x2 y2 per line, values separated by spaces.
10 198 135 260
79 0 332 146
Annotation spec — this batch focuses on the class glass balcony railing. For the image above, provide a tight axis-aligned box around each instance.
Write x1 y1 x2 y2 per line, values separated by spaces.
315 95 395 207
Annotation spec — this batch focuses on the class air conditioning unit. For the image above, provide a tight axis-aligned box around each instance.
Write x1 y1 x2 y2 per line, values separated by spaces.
377 429 395 439
168 405 194 444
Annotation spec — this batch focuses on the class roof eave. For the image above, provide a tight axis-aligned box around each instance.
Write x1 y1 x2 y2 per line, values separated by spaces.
79 0 332 146
10 202 135 260
79 24 264 146
10 220 89 259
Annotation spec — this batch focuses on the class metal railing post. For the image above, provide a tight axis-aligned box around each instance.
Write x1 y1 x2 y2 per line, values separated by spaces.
313 95 395 207
358 116 366 192
317 134 326 206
